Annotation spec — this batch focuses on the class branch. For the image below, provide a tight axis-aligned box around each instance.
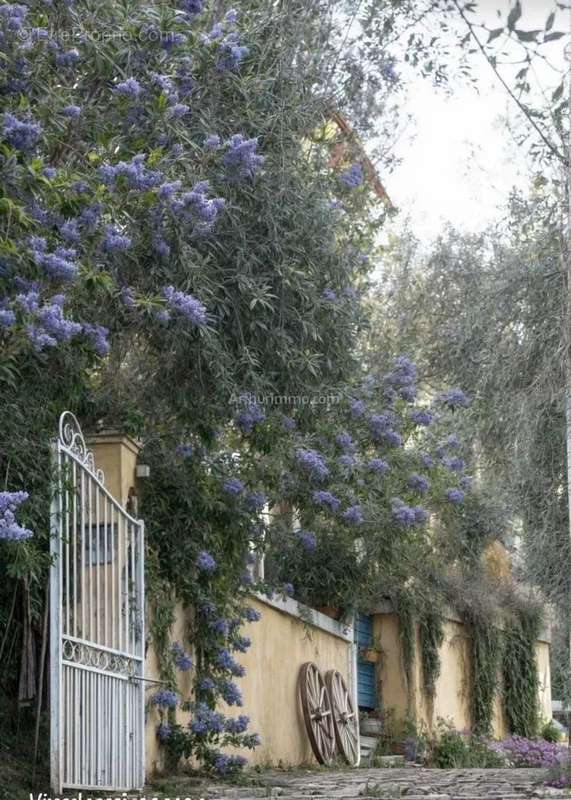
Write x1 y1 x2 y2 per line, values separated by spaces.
452 0 567 166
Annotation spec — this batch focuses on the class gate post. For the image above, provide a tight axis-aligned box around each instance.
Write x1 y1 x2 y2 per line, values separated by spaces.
87 431 141 508
50 440 63 795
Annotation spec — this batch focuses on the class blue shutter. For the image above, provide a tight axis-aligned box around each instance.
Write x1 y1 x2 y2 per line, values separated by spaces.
355 613 377 709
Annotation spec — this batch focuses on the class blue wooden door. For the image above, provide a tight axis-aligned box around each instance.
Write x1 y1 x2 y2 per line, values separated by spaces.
355 613 377 709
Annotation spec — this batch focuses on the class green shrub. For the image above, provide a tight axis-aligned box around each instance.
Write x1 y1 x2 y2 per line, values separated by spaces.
541 720 561 743
431 722 505 768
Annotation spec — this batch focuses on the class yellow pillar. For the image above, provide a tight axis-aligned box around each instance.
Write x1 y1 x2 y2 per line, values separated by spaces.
87 431 141 509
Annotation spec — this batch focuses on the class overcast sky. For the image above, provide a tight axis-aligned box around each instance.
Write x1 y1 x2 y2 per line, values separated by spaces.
384 0 569 241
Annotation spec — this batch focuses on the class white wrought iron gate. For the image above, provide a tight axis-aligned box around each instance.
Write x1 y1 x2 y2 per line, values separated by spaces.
50 412 145 793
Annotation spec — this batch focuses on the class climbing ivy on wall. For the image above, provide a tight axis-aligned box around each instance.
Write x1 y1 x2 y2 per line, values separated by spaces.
502 602 543 738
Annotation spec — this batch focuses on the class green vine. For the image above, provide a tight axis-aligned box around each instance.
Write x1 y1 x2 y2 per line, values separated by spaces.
502 600 543 737
469 614 500 736
418 606 444 700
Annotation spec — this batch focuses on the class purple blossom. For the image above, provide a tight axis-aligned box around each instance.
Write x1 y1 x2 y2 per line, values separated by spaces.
55 49 80 68
235 401 265 433
443 456 466 472
281 415 296 431
199 676 216 691
339 163 363 189
59 219 80 242
246 491 267 511
114 78 143 98
29 239 78 281
99 154 163 191
151 688 178 708
223 134 264 178
220 679 243 706
350 399 367 418
312 490 340 512
410 409 434 426
384 430 403 447
343 505 364 525
296 529 317 551
0 307 16 328
391 498 426 527
283 582 294 597
243 606 261 623
3 112 42 151
438 387 469 409
322 288 337 301
82 323 110 356
368 458 390 475
190 702 225 734
217 33 249 72
408 473 430 494
179 0 204 15
176 443 194 458
204 133 221 148
295 448 329 481
168 180 226 233
225 8 239 22
212 752 247 774
232 635 251 653
216 648 243 675
223 477 244 497
62 105 81 118
157 723 171 742
0 491 33 541
209 617 229 636
225 715 249 734
459 475 472 490
335 431 355 452
420 452 435 469
171 641 193 671
338 454 356 468
196 550 217 573
163 286 207 326
167 103 190 118
102 226 132 253
445 488 465 504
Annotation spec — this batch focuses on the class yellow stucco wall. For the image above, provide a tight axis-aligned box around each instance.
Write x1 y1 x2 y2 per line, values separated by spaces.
223 595 353 767
375 611 550 739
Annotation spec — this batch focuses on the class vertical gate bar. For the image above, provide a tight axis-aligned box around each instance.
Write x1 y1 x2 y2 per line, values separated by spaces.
117 512 122 653
123 515 129 654
138 521 146 788
80 467 86 640
72 460 77 639
95 484 100 645
74 665 79 786
50 443 63 795
104 497 108 648
87 474 93 643
111 504 116 651
130 521 135 655
64 462 70 637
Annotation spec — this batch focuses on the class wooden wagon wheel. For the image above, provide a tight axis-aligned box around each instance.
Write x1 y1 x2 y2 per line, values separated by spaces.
325 669 360 766
298 662 336 765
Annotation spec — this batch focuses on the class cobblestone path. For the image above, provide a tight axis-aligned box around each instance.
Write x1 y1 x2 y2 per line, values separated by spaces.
150 768 566 800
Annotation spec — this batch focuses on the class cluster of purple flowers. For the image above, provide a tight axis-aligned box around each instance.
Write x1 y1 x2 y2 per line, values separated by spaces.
223 477 245 497
216 648 245 677
350 399 367 418
196 550 217 573
151 688 179 708
3 112 42 151
225 715 250 734
216 33 249 72
0 491 33 541
312 490 340 512
26 294 82 351
99 154 163 191
162 286 207 327
220 679 243 706
339 163 364 189
171 641 193 671
445 487 465 504
223 134 264 179
231 635 251 653
335 431 355 452
296 529 317 551
343 505 364 525
242 605 262 623
179 0 204 15
383 355 417 402
368 458 390 475
410 408 434 426
176 442 194 458
438 387 469 409
295 448 329 481
391 498 427 527
246 491 267 511
491 736 567 768
102 225 132 253
212 752 248 774
29 237 78 281
408 473 430 494
322 288 337 302
82 323 110 356
168 180 226 233
190 702 225 735
235 401 266 433
114 77 143 99
157 723 172 742
442 455 466 473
